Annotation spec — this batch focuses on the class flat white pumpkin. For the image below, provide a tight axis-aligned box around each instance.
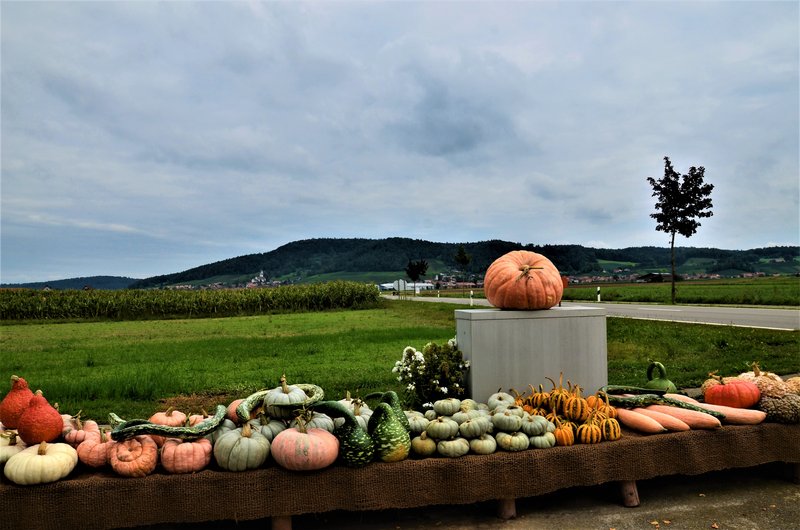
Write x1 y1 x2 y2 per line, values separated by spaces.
4 441 77 485
1 430 26 465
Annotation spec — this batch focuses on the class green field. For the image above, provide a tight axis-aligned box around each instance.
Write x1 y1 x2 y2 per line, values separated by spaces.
1 300 797 420
564 276 799 306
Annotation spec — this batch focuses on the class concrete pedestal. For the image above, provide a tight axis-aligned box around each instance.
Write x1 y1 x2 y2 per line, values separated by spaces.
455 306 607 403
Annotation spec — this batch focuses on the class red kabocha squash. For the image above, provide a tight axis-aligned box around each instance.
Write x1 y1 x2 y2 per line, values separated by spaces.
109 435 158 477
16 390 63 445
271 419 339 471
76 429 113 468
702 373 761 409
0 375 35 429
148 407 187 446
483 250 564 310
160 437 212 474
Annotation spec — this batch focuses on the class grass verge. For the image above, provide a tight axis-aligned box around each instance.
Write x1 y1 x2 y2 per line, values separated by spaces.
1 300 797 419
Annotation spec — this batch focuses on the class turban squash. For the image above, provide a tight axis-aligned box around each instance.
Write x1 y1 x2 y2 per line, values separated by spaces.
483 251 563 310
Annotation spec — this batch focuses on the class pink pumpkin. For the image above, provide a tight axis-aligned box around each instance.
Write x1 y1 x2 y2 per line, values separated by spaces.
271 427 339 471
160 437 212 474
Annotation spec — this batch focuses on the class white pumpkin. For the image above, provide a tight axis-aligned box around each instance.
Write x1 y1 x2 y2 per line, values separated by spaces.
4 441 77 485
1 430 26 466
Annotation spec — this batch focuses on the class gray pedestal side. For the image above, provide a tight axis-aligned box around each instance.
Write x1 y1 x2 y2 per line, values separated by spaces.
455 306 608 404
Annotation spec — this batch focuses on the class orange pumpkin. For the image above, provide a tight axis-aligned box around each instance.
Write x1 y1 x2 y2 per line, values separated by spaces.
702 373 761 408
0 375 35 429
16 390 63 445
160 437 212 474
109 435 158 477
483 251 563 310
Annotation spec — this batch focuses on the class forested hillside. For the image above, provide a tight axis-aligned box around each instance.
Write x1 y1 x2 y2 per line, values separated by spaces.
129 238 799 289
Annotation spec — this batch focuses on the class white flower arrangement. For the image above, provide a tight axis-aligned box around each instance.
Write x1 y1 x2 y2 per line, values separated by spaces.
392 337 469 408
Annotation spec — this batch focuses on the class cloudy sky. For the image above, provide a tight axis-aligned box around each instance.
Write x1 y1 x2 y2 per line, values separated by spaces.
2 1 798 283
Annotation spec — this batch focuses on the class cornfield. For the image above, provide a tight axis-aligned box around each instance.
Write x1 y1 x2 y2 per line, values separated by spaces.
0 281 382 321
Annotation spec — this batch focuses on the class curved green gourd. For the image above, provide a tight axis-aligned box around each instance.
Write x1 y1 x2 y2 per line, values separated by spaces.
312 400 374 468
110 404 226 441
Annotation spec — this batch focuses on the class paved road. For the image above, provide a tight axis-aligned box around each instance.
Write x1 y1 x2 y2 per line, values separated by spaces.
385 295 800 331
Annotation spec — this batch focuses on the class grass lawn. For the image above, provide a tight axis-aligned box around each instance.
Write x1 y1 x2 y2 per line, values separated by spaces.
1 300 797 419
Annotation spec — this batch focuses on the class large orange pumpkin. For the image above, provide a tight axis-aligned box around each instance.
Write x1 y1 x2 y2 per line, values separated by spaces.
483 251 563 310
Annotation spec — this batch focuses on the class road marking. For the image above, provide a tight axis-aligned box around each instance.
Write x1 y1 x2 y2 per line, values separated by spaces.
638 307 682 312
614 316 796 331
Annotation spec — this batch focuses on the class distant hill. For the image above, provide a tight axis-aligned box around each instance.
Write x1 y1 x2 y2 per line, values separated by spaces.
128 238 800 289
1 276 140 291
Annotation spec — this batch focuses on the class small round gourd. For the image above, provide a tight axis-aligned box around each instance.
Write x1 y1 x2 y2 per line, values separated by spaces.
436 437 470 458
424 416 459 440
469 434 497 455
410 431 437 458
423 409 438 421
4 441 77 485
495 431 530 451
214 423 271 471
433 398 462 417
553 421 575 446
529 431 557 449
600 417 622 441
576 422 603 444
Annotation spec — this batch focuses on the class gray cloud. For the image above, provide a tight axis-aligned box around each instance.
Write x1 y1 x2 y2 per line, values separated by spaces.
1 1 797 282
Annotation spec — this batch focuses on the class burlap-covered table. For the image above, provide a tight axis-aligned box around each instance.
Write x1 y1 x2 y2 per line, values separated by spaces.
2 423 799 530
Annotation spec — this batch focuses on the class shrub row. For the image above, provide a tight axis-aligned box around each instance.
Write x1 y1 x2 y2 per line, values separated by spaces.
0 281 382 321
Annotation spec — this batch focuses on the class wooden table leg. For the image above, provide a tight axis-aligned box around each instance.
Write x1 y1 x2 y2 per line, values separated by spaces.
620 480 640 507
272 515 292 530
497 498 517 519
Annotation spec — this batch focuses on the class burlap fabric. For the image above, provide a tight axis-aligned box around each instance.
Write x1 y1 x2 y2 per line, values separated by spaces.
2 423 798 530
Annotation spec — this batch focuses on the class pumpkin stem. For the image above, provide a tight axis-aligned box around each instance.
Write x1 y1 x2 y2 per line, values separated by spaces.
280 374 290 394
516 265 544 281
242 422 253 438
0 431 19 445
38 441 48 455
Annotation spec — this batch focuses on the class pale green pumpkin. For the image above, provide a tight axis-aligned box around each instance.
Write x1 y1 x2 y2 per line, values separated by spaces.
491 410 523 433
458 417 492 439
436 437 470 458
520 414 549 437
469 434 497 455
495 431 530 452
529 431 557 449
425 416 460 440
213 423 270 472
433 398 462 417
